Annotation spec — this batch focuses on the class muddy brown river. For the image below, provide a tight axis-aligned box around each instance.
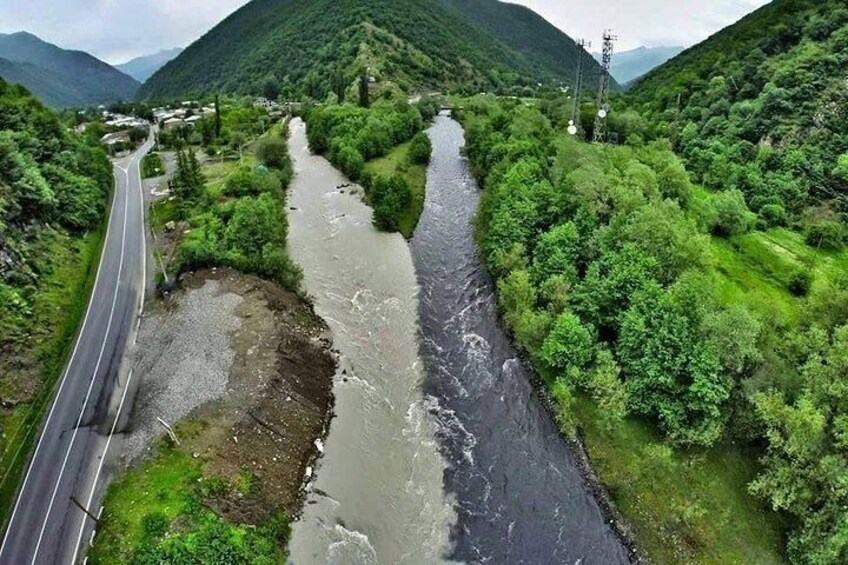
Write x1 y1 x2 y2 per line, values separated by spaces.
287 115 629 564
286 118 457 564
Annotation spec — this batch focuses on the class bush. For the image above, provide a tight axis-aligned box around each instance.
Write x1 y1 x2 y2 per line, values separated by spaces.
787 268 812 296
804 220 845 251
757 203 788 228
705 189 756 236
223 165 281 197
370 174 411 231
334 143 365 180
540 312 595 376
408 132 432 165
256 135 290 170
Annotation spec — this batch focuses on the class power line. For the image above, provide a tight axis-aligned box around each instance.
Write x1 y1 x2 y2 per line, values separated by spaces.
593 29 617 144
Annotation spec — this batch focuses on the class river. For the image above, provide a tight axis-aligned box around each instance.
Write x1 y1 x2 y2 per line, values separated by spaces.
411 114 630 564
286 114 630 564
286 118 457 564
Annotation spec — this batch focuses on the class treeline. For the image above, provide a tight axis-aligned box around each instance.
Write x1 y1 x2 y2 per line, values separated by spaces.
305 98 434 232
457 95 848 562
629 0 848 250
164 129 301 291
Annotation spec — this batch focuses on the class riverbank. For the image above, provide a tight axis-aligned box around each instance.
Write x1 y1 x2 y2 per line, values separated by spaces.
89 268 335 563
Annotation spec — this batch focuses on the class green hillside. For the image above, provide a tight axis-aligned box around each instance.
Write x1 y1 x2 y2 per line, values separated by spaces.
139 0 604 100
0 32 139 108
629 0 848 240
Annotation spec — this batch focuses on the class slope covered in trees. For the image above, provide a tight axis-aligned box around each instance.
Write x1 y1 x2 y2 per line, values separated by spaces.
629 0 848 248
0 79 113 517
139 0 605 100
458 91 848 563
0 32 139 108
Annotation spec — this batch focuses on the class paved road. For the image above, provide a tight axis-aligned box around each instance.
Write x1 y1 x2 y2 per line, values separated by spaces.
0 138 152 565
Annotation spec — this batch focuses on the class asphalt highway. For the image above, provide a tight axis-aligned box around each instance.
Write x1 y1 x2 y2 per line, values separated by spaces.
0 137 153 565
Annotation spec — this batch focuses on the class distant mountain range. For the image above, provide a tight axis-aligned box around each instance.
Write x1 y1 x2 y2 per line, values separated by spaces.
594 45 684 85
0 32 138 108
140 0 612 100
116 47 183 83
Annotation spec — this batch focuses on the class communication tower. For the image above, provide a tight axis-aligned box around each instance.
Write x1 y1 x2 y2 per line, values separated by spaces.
592 30 617 143
568 39 590 136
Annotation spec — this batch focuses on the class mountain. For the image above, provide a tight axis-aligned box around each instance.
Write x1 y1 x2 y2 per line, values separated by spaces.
116 47 183 83
593 46 683 85
629 0 848 219
139 0 608 100
0 32 138 107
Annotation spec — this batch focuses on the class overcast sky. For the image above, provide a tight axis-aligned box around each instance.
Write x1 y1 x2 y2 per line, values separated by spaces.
0 0 771 64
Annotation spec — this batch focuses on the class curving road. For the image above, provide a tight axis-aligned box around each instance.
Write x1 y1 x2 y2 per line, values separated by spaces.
0 137 152 565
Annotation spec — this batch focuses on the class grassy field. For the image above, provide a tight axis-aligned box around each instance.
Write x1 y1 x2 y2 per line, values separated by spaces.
571 224 848 564
363 141 427 238
89 420 289 564
0 227 105 525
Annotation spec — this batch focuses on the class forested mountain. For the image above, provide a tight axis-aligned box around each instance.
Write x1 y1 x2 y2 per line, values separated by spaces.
0 32 139 108
116 47 183 83
595 46 683 85
629 0 848 240
139 0 605 100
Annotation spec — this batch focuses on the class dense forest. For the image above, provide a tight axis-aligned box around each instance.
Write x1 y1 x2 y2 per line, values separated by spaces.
629 0 847 249
0 79 112 515
458 86 848 562
139 0 606 101
0 32 139 108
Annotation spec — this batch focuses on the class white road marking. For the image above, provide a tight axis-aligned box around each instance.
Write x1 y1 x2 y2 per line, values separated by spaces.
70 137 153 564
0 145 127 561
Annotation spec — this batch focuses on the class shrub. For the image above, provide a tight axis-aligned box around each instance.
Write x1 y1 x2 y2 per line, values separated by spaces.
757 203 788 228
540 312 595 375
804 220 845 251
706 189 756 236
334 143 364 181
408 132 432 165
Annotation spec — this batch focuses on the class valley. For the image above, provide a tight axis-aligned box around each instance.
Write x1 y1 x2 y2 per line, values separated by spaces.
2 0 848 564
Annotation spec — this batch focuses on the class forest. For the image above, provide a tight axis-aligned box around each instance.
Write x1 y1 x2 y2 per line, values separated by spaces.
304 94 436 235
629 0 848 250
457 92 848 563
0 79 113 519
139 0 606 101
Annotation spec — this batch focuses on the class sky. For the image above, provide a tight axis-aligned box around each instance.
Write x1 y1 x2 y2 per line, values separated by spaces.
0 0 772 64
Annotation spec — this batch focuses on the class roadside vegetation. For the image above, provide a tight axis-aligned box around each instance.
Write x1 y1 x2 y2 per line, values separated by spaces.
0 79 112 524
457 93 848 563
91 105 307 562
89 424 290 565
305 93 438 236
141 152 164 178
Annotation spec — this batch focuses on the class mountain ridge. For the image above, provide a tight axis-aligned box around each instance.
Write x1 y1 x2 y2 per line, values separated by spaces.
0 31 139 107
140 0 610 100
117 47 183 83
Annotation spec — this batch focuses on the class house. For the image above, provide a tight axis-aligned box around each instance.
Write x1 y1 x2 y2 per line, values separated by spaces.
163 117 186 130
100 131 130 146
185 115 203 127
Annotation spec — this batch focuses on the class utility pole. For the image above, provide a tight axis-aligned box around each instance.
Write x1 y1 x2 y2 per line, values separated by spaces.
593 29 617 144
569 39 590 136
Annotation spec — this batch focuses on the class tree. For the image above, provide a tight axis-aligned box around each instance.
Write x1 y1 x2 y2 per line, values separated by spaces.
540 312 595 377
358 69 370 108
214 94 222 139
704 189 756 236
408 132 432 165
618 278 729 446
370 174 411 231
531 222 580 286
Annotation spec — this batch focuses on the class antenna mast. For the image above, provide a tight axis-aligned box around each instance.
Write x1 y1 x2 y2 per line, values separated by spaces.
593 29 617 143
569 39 590 136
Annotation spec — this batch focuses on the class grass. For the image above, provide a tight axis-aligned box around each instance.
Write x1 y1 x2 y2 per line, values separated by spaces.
575 397 787 565
0 226 105 525
141 152 165 179
89 418 290 564
363 141 427 238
